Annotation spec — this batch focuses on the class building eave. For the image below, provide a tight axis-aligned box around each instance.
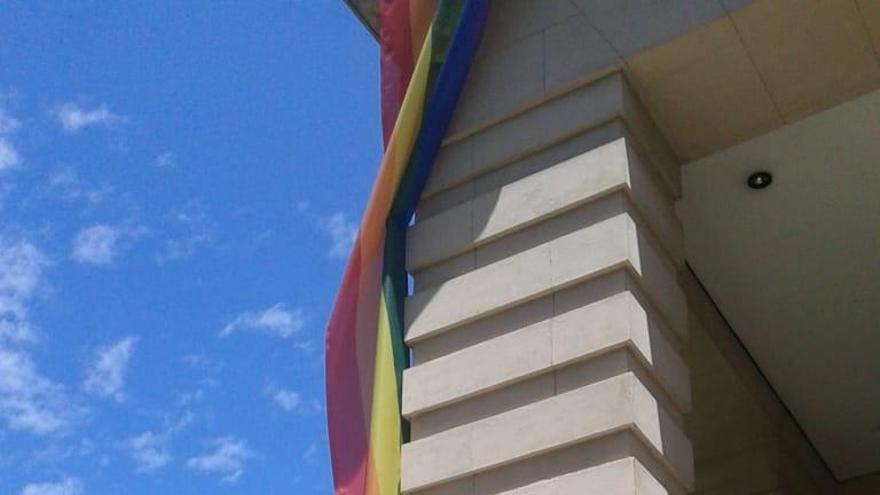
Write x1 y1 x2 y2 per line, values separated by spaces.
344 0 380 40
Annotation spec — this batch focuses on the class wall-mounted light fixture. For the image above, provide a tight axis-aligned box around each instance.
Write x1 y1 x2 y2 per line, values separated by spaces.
747 171 773 190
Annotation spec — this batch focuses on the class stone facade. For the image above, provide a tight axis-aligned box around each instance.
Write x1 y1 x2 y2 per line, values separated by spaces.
371 1 880 493
402 73 692 494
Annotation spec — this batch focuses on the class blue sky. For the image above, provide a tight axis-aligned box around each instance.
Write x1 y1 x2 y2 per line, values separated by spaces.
0 2 380 493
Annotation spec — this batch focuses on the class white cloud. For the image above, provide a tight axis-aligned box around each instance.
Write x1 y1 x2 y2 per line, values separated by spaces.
302 443 318 464
181 354 224 373
83 336 138 402
0 236 48 343
71 225 120 265
124 411 192 473
156 200 213 264
126 431 170 473
0 108 22 172
48 167 111 205
0 110 21 134
20 478 82 495
71 224 144 266
220 303 304 339
0 138 21 171
186 436 255 484
29 438 95 466
0 237 81 435
153 151 176 168
270 388 300 412
53 103 122 133
318 212 357 259
0 348 78 435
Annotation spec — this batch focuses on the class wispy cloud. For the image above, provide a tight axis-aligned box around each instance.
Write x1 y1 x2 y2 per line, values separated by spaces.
47 167 112 205
181 354 224 373
28 438 95 466
126 430 171 473
220 303 304 339
0 236 82 435
124 410 192 473
53 103 123 133
269 387 300 412
71 224 144 266
302 443 318 464
0 108 22 172
0 110 21 134
0 348 79 435
0 139 21 172
186 436 255 484
318 212 357 259
156 200 213 264
71 225 120 265
20 477 82 495
83 336 138 402
0 236 48 343
153 151 177 168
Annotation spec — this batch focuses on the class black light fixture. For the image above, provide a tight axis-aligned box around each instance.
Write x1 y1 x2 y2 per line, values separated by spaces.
747 171 773 190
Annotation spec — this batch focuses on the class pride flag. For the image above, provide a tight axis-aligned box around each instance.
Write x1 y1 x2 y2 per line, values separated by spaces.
325 1 488 494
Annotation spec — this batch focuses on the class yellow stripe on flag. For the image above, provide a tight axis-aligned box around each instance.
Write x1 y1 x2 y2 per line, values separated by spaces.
366 293 403 495
363 27 435 495
359 28 434 255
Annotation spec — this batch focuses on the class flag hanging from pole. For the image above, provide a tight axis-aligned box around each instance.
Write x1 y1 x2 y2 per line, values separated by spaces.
324 1 489 494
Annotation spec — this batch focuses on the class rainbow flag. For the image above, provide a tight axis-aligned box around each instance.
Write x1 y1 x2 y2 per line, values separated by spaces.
325 1 489 494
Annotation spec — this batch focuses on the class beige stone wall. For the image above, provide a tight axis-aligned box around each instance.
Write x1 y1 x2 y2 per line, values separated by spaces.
402 72 692 494
397 2 870 492
402 69 853 494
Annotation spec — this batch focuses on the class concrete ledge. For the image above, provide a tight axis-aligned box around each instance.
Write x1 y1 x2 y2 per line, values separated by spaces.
405 212 687 344
400 372 694 493
403 291 690 418
411 433 688 495
496 457 670 495
409 136 683 272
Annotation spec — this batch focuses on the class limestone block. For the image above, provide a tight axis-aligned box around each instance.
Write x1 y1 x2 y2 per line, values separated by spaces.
410 372 555 440
472 120 625 197
404 289 689 418
552 290 690 409
415 433 688 494
408 136 683 271
544 15 621 96
401 373 694 493
498 458 668 495
478 0 579 58
418 178 474 220
471 74 624 173
406 212 687 343
406 240 552 342
432 73 678 200
412 251 475 293
402 317 553 416
423 137 472 197
449 32 544 139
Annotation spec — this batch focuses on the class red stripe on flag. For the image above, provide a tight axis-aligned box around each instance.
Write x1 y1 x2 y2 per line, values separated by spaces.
380 0 414 147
